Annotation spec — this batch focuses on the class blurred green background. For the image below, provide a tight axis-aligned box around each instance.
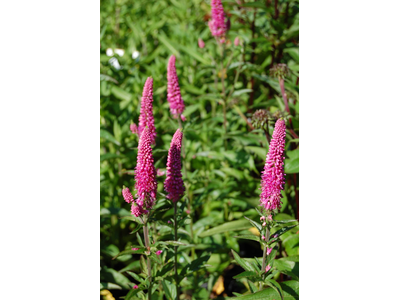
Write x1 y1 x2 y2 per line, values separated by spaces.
100 0 299 298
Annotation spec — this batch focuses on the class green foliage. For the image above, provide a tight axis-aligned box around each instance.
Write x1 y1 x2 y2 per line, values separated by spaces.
100 0 299 298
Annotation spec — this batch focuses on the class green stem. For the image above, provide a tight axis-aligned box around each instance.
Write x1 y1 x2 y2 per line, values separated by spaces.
260 227 270 290
174 202 179 299
143 224 152 300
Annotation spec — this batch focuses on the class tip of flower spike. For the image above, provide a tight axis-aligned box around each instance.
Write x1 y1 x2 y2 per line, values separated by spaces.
198 38 205 48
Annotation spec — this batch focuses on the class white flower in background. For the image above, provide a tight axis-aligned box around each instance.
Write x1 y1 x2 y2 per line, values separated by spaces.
115 49 125 57
106 48 114 56
108 57 121 70
132 50 140 59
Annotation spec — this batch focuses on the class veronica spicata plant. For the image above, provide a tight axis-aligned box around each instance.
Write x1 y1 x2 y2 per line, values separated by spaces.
230 119 298 297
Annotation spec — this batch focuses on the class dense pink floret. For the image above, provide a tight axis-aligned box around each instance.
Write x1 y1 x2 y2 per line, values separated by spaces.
122 187 134 203
167 56 185 119
138 77 156 145
164 129 185 202
208 0 227 43
131 204 143 217
260 119 286 212
135 127 157 211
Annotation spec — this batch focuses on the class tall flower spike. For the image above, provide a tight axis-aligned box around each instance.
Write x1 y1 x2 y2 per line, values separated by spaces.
138 77 156 144
208 0 227 43
164 129 185 202
167 55 185 120
135 127 157 211
260 119 286 212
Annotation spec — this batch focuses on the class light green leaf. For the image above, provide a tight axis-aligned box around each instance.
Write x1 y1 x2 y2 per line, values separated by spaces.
198 219 251 237
232 89 253 97
100 129 120 146
234 234 260 242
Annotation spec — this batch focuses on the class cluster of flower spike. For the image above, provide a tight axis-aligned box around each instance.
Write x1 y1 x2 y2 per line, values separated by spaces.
260 119 286 212
138 77 156 145
167 55 185 119
208 0 227 43
164 129 185 202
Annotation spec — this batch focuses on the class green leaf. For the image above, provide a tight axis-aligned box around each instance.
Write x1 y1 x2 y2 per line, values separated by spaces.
232 89 253 97
274 257 299 280
274 219 298 225
248 280 258 293
244 216 262 233
233 271 259 280
112 247 145 260
269 225 298 244
102 267 131 290
100 129 120 146
126 271 145 283
234 235 260 242
226 280 299 299
157 32 180 56
283 48 299 63
162 279 177 300
178 44 211 65
285 149 299 174
198 219 251 237
265 279 284 300
231 250 256 272
159 240 194 247
100 282 122 290
100 74 118 84
110 86 132 102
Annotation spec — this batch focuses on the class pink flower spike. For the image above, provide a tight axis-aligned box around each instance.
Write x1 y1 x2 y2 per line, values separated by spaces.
135 127 157 211
131 247 139 251
164 129 185 203
208 0 227 43
180 114 186 122
260 216 266 221
267 247 272 255
260 119 286 212
122 187 134 204
138 77 156 145
267 215 273 221
198 38 205 48
156 250 163 256
133 285 138 289
262 222 267 227
234 37 240 46
262 235 266 241
130 123 138 134
167 55 185 118
265 265 271 272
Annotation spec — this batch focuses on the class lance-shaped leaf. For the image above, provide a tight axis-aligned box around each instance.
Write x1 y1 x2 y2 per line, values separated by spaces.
231 250 257 272
234 234 260 242
244 216 262 233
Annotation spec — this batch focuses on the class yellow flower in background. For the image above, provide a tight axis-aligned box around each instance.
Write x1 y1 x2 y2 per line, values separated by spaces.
100 289 115 300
